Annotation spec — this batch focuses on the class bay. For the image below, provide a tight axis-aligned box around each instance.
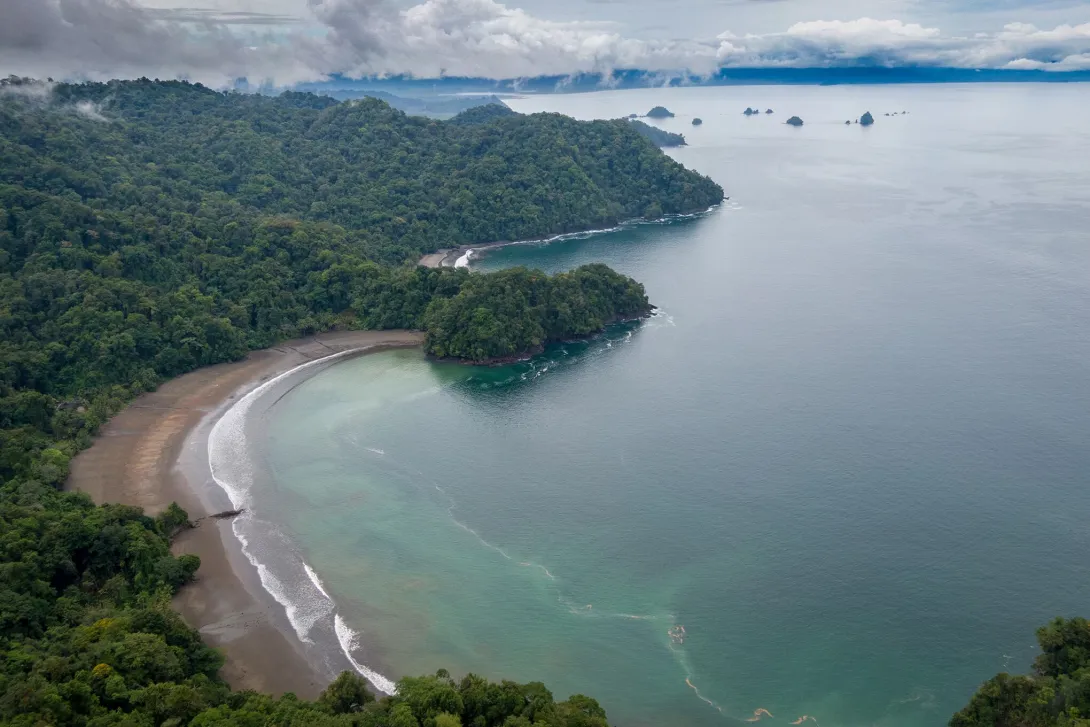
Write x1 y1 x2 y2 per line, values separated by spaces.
256 83 1090 727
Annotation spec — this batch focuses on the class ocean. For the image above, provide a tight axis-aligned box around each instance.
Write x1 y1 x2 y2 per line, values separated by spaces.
212 83 1090 727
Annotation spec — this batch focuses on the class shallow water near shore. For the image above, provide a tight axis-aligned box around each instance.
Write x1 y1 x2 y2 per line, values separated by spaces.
245 84 1090 727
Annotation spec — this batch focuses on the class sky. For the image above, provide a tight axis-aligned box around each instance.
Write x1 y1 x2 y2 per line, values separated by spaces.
2 0 1089 86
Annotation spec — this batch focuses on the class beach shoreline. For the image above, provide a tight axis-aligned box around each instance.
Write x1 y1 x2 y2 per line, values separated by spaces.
67 329 424 699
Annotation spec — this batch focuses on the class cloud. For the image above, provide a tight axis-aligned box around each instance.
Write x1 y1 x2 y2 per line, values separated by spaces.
141 7 305 25
0 0 275 86
0 78 57 100
74 100 109 121
0 0 1088 84
303 0 720 78
712 18 1090 69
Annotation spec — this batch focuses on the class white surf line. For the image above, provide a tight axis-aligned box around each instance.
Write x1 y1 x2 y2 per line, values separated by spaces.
336 614 398 695
207 343 399 694
450 206 722 270
304 562 332 601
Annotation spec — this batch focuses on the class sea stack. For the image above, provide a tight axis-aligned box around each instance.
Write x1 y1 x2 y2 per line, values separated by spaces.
646 106 675 119
744 107 757 116
692 118 703 126
786 116 804 127
860 112 875 126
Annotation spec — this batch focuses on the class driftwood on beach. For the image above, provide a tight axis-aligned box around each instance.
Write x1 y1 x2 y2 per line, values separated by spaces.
191 508 246 527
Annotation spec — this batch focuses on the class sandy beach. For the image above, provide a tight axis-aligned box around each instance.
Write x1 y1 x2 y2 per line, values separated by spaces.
67 329 424 699
418 250 456 268
418 241 517 268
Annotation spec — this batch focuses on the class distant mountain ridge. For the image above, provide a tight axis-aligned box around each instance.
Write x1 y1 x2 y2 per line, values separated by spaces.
284 67 1090 99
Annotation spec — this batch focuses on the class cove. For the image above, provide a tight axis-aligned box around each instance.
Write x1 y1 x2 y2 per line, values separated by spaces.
251 83 1090 727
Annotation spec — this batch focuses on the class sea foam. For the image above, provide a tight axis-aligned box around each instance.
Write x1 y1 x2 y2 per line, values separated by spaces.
304 561 332 601
207 346 396 696
335 614 398 695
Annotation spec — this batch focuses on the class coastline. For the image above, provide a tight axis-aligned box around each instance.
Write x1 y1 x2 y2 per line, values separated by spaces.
417 205 722 269
67 329 424 699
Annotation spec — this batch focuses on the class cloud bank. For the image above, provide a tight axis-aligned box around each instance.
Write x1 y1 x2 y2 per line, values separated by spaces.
1 0 1088 85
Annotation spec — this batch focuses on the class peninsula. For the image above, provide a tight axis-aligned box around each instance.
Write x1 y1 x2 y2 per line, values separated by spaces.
0 78 721 726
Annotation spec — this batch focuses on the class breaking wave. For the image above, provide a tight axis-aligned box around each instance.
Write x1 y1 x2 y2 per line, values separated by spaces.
206 347 397 695
335 614 398 696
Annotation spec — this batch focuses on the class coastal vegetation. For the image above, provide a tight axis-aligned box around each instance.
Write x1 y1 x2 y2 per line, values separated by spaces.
950 617 1090 727
626 119 686 147
0 77 721 725
0 490 610 725
424 264 653 362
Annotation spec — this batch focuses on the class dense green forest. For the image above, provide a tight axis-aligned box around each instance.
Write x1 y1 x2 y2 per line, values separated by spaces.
424 265 651 362
0 76 721 726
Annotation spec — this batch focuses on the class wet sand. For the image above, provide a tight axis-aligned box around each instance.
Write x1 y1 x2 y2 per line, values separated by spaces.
418 250 456 268
67 329 424 698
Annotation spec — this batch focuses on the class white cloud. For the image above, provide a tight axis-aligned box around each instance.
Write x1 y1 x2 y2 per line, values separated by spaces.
0 0 1088 84
74 99 109 121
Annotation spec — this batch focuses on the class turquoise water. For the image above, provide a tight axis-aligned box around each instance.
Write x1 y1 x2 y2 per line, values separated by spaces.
252 84 1090 727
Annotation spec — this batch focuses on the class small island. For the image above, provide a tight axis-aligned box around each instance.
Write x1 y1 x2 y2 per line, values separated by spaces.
744 107 758 116
860 111 875 126
646 106 675 119
786 116 804 127
765 109 774 114
692 118 703 126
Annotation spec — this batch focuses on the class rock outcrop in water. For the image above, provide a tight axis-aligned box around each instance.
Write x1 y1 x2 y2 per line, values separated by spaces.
765 109 774 114
786 116 804 127
860 112 875 126
744 107 758 116
692 118 703 126
646 106 674 118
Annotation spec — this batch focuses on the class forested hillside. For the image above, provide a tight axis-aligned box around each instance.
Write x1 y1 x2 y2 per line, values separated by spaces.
0 76 720 483
0 77 720 726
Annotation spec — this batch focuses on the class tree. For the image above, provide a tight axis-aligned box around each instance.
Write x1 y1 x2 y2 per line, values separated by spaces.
318 671 375 714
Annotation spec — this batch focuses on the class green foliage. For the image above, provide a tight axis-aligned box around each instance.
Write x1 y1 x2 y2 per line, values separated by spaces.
319 671 376 714
447 103 518 126
951 618 1090 727
627 119 686 147
1035 617 1090 678
423 264 652 362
